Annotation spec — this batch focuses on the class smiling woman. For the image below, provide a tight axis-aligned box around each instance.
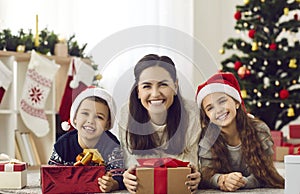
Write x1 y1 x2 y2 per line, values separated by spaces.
118 54 202 193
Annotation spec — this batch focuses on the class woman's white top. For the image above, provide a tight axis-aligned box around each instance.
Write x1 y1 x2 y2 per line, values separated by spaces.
118 99 202 169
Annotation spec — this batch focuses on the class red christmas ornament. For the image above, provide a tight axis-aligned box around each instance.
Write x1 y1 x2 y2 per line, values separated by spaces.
279 89 289 99
294 13 298 20
237 66 250 79
269 43 277 51
248 29 256 38
234 61 242 71
234 11 242 20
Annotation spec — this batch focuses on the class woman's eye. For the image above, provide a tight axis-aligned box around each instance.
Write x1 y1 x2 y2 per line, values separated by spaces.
160 83 168 87
142 85 150 89
96 115 104 120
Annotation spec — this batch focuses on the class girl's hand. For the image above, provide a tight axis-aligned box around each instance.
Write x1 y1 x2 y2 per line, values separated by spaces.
123 165 138 194
218 172 246 191
98 172 119 192
185 164 201 194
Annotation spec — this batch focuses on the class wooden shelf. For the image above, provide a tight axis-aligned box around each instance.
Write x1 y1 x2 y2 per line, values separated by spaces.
0 51 91 164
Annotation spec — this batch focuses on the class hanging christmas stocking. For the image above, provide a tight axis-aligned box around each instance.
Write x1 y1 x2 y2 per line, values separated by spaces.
0 60 13 104
20 50 60 137
59 57 94 123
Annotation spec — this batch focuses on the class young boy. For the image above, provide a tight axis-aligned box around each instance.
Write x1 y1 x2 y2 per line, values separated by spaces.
48 86 125 192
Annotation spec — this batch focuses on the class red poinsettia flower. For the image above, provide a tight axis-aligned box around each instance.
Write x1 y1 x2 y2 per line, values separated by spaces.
248 29 256 38
269 43 277 51
234 11 242 20
279 89 289 99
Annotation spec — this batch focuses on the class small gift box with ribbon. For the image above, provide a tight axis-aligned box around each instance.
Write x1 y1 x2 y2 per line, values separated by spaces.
0 154 27 189
275 143 300 161
271 131 283 161
135 158 191 194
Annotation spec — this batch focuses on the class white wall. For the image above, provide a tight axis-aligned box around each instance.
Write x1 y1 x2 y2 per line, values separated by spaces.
194 0 240 65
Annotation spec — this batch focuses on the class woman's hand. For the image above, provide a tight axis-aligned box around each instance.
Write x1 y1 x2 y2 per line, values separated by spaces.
218 172 247 191
123 165 138 194
185 164 201 194
98 172 119 192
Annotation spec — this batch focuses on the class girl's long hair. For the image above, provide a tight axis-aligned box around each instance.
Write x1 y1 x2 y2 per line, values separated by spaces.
199 104 284 188
125 54 187 155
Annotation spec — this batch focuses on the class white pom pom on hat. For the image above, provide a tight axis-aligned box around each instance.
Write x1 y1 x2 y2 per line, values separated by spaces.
62 86 117 131
61 119 71 131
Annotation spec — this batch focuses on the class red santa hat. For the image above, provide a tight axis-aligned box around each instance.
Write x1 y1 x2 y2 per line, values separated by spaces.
61 86 116 131
196 72 245 110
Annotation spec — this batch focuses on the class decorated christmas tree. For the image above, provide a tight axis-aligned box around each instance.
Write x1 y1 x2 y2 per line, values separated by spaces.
220 0 300 130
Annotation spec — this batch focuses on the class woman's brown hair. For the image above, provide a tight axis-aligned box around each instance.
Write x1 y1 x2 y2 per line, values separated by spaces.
125 54 187 155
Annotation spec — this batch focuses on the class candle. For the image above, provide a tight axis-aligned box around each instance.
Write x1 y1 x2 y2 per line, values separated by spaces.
35 14 39 47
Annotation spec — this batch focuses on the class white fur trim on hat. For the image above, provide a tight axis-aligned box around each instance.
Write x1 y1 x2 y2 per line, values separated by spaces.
69 87 116 130
196 83 241 108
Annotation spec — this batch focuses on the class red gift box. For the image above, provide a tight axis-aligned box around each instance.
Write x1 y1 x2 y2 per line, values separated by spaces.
41 165 105 194
0 162 27 189
289 125 300 138
271 131 283 161
136 158 191 194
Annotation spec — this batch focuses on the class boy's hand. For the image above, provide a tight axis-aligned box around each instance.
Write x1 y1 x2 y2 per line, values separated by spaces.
98 172 118 192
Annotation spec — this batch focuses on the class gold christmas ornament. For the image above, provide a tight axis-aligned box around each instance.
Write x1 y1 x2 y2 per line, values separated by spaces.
284 7 289 16
287 107 295 117
95 74 103 80
16 45 26 53
219 48 225 54
252 42 258 51
244 0 250 4
288 58 297 69
241 89 247 98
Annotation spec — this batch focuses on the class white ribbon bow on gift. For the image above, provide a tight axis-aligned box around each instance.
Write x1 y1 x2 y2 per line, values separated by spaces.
0 153 25 172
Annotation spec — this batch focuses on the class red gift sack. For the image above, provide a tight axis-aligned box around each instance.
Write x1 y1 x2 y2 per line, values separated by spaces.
41 165 105 193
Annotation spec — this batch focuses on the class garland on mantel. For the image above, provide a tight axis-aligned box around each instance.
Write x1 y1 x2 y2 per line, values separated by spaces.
0 28 88 58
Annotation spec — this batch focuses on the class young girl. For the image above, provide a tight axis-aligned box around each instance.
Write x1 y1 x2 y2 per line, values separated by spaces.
119 54 202 194
48 86 125 192
195 72 284 191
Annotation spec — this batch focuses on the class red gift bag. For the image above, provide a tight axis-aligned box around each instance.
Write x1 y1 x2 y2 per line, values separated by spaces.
41 165 105 194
